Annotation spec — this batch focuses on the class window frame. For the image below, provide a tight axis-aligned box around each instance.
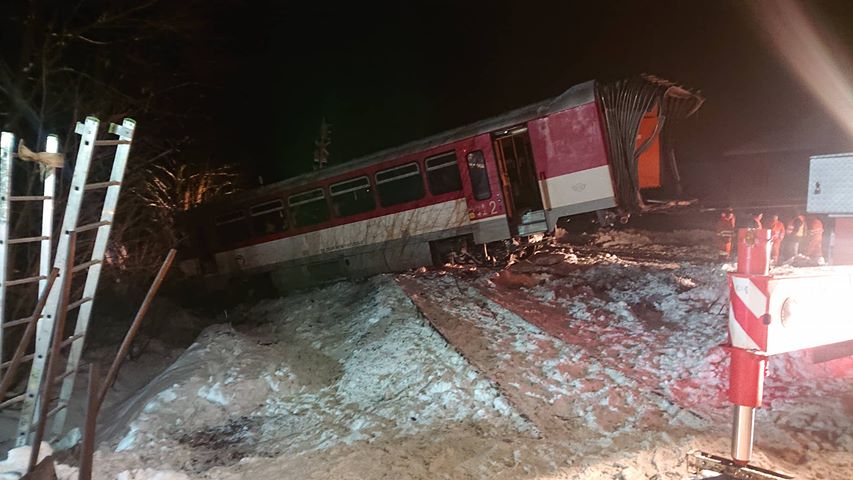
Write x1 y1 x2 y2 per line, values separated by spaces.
374 162 426 207
249 199 287 235
250 199 284 216
288 188 327 207
287 187 331 228
214 210 250 248
375 162 422 185
330 175 376 218
330 176 371 196
424 151 463 196
466 150 492 201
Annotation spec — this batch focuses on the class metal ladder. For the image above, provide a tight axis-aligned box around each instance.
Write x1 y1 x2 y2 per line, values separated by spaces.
14 116 135 445
0 131 58 404
50 117 135 439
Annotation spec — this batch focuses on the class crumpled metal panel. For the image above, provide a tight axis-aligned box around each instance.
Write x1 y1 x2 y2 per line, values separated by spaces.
597 75 703 212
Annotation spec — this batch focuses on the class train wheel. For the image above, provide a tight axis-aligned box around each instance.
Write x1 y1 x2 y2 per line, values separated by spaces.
555 212 601 235
595 209 618 228
429 234 475 267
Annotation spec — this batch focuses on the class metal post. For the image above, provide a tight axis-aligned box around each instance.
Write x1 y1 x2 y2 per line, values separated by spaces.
732 405 756 464
0 132 14 367
18 117 100 446
52 118 135 437
726 231 771 466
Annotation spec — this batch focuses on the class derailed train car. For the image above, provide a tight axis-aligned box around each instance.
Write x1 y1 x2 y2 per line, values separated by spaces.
178 76 702 290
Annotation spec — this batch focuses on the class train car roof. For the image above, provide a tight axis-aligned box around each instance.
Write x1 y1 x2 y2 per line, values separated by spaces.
194 80 597 213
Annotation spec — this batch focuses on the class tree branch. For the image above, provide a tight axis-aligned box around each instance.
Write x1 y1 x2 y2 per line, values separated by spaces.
75 34 111 45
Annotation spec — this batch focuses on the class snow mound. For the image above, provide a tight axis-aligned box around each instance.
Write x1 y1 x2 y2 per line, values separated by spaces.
0 443 77 480
95 276 530 477
116 469 190 480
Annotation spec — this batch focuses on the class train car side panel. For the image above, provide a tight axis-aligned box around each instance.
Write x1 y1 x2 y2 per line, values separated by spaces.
214 197 470 274
528 102 616 228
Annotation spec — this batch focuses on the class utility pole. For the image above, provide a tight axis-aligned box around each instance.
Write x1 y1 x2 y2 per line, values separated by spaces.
313 118 331 171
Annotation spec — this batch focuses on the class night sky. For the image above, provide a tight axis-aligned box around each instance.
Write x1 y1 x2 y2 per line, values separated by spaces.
187 1 853 186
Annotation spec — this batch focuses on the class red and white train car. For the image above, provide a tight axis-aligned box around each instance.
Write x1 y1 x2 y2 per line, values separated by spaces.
178 77 701 289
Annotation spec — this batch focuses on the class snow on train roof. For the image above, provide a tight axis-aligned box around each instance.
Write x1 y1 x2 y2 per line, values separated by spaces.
202 80 596 210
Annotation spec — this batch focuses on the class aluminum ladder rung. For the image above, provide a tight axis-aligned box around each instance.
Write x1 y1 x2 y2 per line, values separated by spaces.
73 220 111 233
3 315 36 329
59 333 85 349
93 140 131 146
9 195 52 201
7 235 49 245
67 296 93 311
72 260 101 274
83 181 121 191
0 394 26 409
1 353 34 369
5 275 46 287
0 342 72 369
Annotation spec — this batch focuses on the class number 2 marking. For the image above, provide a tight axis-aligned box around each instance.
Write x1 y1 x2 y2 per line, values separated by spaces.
488 200 497 215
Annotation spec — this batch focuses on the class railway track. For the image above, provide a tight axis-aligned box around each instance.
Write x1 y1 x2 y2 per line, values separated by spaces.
567 243 717 265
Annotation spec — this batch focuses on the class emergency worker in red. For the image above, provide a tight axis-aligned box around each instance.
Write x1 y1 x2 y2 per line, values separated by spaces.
717 208 736 259
802 216 824 260
769 214 785 264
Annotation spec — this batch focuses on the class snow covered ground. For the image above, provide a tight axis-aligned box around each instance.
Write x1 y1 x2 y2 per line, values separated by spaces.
5 228 850 479
89 276 531 479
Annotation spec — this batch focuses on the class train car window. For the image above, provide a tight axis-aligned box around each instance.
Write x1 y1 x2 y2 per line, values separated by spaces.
214 211 249 248
330 176 375 217
375 162 425 207
466 150 491 200
288 188 330 227
425 151 462 195
250 199 287 235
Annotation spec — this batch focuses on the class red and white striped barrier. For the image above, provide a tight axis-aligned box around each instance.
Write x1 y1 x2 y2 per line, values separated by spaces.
725 228 853 465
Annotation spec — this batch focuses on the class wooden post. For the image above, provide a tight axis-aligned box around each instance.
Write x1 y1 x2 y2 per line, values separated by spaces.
0 268 59 401
97 249 176 411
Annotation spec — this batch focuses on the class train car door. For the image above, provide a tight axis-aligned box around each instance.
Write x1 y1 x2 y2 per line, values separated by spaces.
457 135 511 244
492 126 548 235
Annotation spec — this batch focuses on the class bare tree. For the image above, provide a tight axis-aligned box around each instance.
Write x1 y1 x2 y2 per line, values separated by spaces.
0 0 241 319
106 158 238 283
